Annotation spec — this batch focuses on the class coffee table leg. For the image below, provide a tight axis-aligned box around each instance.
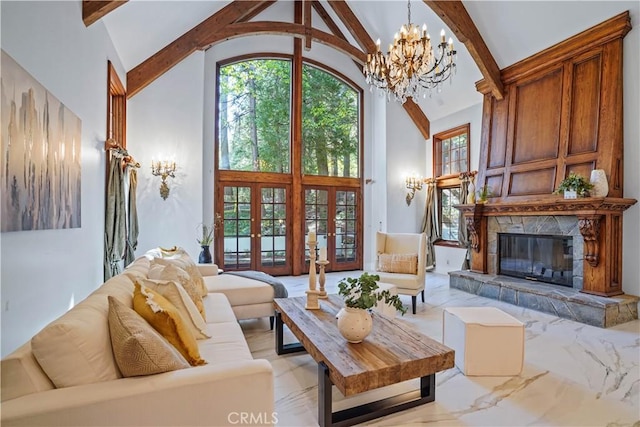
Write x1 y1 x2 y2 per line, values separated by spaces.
275 311 306 355
317 360 437 427
318 362 332 427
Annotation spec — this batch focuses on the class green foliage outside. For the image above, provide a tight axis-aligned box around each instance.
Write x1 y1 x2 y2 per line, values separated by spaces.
218 59 359 177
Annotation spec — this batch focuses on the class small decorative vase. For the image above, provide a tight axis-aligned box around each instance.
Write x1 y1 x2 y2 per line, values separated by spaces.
466 181 476 204
198 246 212 264
564 189 577 199
336 307 372 343
590 169 609 198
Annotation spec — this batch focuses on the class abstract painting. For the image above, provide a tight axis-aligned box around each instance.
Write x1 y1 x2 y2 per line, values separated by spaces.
1 50 81 232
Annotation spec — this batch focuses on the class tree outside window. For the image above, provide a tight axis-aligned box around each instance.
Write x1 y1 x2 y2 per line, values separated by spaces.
433 124 470 244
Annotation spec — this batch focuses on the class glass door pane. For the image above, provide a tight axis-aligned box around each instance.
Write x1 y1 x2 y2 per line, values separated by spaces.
221 186 252 270
259 186 290 275
334 189 358 268
304 188 329 270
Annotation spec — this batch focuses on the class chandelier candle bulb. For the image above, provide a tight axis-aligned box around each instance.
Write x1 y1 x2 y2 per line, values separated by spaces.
441 29 445 43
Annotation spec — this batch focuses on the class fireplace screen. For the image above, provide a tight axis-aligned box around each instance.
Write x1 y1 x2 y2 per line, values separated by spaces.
498 233 573 287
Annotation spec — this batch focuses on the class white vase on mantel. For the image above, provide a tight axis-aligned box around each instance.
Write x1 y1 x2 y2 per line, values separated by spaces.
590 169 609 198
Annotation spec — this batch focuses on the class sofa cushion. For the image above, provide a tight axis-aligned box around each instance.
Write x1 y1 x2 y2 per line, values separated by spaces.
378 253 418 274
149 262 206 320
204 275 274 307
132 282 206 366
198 322 254 364
122 256 151 281
1 342 54 401
143 279 210 339
108 296 189 377
31 293 122 389
201 292 239 324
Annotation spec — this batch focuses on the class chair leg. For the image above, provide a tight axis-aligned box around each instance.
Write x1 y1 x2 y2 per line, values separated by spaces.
411 296 417 315
421 289 425 302
269 316 275 330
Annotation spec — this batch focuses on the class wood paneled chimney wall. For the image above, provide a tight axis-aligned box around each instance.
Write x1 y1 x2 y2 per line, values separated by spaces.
462 12 636 297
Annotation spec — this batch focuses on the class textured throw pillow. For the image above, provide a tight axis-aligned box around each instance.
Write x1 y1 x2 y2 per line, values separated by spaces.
142 279 210 340
378 253 419 274
149 262 206 320
108 296 189 377
132 282 206 366
153 254 208 297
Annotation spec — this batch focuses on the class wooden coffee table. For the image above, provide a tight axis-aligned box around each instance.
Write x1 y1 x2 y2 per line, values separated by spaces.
274 295 454 427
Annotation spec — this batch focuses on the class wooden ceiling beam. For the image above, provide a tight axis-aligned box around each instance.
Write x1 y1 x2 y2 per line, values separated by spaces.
403 99 431 139
303 0 312 50
82 0 127 27
423 0 504 100
326 0 377 53
328 0 431 138
312 1 361 70
127 1 275 98
197 22 367 63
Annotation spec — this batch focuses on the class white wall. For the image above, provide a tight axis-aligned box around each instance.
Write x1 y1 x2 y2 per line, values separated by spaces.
426 102 483 275
384 101 427 233
0 1 125 356
127 53 205 258
621 9 640 298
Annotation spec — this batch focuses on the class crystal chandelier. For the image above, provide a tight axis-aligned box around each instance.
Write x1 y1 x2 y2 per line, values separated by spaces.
363 0 457 103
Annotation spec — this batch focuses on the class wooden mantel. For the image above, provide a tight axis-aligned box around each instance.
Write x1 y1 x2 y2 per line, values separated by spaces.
455 197 637 297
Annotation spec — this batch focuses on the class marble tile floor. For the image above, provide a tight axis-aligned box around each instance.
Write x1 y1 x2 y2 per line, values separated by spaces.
238 271 640 427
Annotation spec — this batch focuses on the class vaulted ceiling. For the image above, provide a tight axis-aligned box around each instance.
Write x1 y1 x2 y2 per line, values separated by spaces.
92 0 637 134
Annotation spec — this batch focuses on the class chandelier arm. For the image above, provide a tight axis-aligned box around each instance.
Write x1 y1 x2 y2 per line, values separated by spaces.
363 0 457 103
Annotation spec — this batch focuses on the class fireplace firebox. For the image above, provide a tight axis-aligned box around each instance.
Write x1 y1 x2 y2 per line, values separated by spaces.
498 233 573 287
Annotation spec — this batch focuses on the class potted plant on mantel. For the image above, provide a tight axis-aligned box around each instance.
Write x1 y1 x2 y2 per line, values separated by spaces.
554 172 594 199
336 273 406 343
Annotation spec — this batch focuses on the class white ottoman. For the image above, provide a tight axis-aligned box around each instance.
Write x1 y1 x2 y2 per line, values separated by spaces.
443 307 524 376
374 282 398 317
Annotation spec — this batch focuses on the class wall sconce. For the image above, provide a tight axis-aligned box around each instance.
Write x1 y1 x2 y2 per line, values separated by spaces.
151 159 176 200
405 174 423 206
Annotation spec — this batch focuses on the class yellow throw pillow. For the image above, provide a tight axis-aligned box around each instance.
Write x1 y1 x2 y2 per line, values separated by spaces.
132 282 206 366
149 262 206 321
378 253 418 274
142 279 210 340
108 296 189 377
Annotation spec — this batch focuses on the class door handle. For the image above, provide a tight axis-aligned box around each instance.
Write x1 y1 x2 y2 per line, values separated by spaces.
251 234 255 238
257 234 262 238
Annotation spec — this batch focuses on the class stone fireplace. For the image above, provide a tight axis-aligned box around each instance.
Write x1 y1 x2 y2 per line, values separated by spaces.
451 199 638 327
497 231 574 288
489 216 582 289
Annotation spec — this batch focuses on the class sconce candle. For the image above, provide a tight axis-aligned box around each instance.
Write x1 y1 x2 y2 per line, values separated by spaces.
405 173 424 206
151 159 177 200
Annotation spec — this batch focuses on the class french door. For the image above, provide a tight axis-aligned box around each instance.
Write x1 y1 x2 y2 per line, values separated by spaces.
303 186 361 272
216 184 291 276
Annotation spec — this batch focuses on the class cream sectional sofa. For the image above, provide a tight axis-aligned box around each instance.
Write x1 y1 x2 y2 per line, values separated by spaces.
0 255 274 426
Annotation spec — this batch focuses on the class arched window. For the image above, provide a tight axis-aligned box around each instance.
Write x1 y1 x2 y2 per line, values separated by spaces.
215 56 362 275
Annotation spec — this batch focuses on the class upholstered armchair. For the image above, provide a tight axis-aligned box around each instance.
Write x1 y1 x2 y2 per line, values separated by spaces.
373 231 427 314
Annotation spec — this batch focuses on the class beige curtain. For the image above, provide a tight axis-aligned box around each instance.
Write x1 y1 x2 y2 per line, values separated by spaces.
421 179 439 269
104 150 127 280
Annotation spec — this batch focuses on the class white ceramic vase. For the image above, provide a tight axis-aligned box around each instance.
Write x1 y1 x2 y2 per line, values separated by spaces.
336 307 372 343
590 169 609 197
466 181 476 204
